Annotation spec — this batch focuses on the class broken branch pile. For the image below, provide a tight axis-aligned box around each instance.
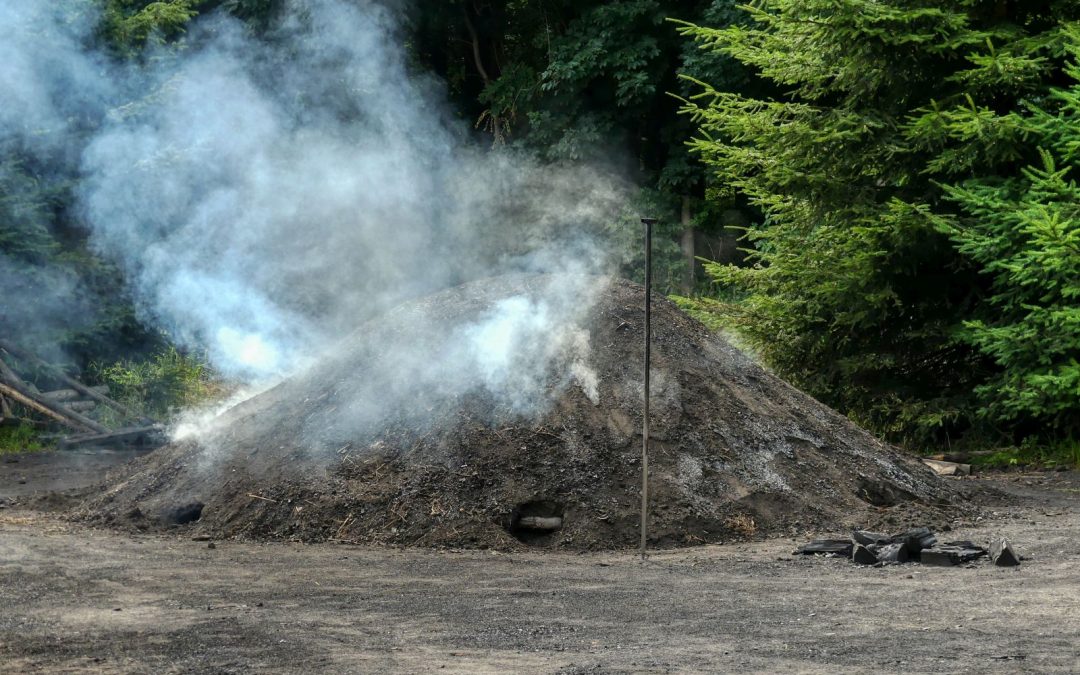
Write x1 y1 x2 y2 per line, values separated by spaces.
0 339 162 449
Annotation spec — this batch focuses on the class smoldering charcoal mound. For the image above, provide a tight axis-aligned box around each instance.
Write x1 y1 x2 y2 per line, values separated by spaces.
74 275 966 550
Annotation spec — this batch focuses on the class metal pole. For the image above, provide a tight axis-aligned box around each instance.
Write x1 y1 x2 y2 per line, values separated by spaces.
640 217 656 559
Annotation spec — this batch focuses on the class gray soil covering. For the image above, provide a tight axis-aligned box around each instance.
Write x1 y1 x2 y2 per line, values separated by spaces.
73 276 966 549
1 471 1078 673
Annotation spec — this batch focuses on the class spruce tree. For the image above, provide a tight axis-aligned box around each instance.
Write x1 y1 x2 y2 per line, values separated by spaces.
933 32 1080 439
678 1 1078 445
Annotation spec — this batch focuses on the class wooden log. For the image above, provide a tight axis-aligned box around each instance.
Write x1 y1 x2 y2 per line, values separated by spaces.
61 400 97 413
0 357 31 392
59 425 166 450
0 393 10 418
926 450 999 463
517 516 563 531
892 527 938 555
42 386 109 402
921 543 987 566
0 381 96 432
0 340 152 425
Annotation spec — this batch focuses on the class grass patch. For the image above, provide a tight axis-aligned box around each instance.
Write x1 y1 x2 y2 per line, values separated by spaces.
92 347 228 422
0 423 47 455
968 439 1080 470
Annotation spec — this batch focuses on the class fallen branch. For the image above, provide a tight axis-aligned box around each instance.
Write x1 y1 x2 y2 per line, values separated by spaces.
246 493 278 503
58 426 166 450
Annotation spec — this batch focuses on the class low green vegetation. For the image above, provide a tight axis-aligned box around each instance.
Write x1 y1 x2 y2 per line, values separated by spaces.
0 424 46 455
970 439 1080 470
92 347 225 421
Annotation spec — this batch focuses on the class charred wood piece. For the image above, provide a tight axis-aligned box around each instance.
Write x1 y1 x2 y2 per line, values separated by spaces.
873 542 910 564
516 516 563 531
852 544 878 565
892 527 937 559
852 530 890 547
920 542 988 567
990 538 1020 567
795 539 853 557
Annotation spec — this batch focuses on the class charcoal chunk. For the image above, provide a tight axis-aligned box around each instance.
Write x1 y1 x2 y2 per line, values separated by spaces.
852 531 890 547
852 544 878 565
920 544 986 566
892 527 937 557
874 542 910 564
795 539 853 557
991 538 1020 567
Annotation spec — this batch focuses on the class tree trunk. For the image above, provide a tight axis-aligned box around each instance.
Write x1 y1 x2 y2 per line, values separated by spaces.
680 196 695 292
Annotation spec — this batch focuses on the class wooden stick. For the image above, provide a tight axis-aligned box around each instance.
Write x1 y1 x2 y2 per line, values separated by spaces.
640 217 656 560
0 382 94 432
0 340 152 424
0 393 10 419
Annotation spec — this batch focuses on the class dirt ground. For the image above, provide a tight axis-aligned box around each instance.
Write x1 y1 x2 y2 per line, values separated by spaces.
2 450 1079 673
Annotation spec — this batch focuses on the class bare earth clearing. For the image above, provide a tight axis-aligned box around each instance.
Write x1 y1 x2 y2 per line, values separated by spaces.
2 451 1079 673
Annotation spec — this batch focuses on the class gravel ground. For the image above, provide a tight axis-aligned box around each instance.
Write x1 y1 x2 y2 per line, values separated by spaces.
1 459 1078 673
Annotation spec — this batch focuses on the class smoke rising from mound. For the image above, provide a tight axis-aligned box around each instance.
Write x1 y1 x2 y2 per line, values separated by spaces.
0 1 112 351
3 0 632 429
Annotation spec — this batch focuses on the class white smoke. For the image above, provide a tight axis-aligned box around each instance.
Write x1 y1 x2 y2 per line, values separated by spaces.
77 1 628 386
0 1 114 350
0 1 113 151
4 0 633 436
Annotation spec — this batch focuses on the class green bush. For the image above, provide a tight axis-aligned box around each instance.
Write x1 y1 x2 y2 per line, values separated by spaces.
93 347 222 420
0 424 45 455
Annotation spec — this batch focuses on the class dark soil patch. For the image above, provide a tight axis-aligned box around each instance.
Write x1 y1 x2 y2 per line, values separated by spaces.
72 276 970 549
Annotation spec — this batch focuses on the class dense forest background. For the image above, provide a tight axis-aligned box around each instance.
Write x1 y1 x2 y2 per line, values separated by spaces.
2 0 1078 464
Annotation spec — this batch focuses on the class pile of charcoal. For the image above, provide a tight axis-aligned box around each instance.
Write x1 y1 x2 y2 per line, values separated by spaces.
796 527 1020 567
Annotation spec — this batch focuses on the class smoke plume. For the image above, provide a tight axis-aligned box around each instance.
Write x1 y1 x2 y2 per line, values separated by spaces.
3 0 632 434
